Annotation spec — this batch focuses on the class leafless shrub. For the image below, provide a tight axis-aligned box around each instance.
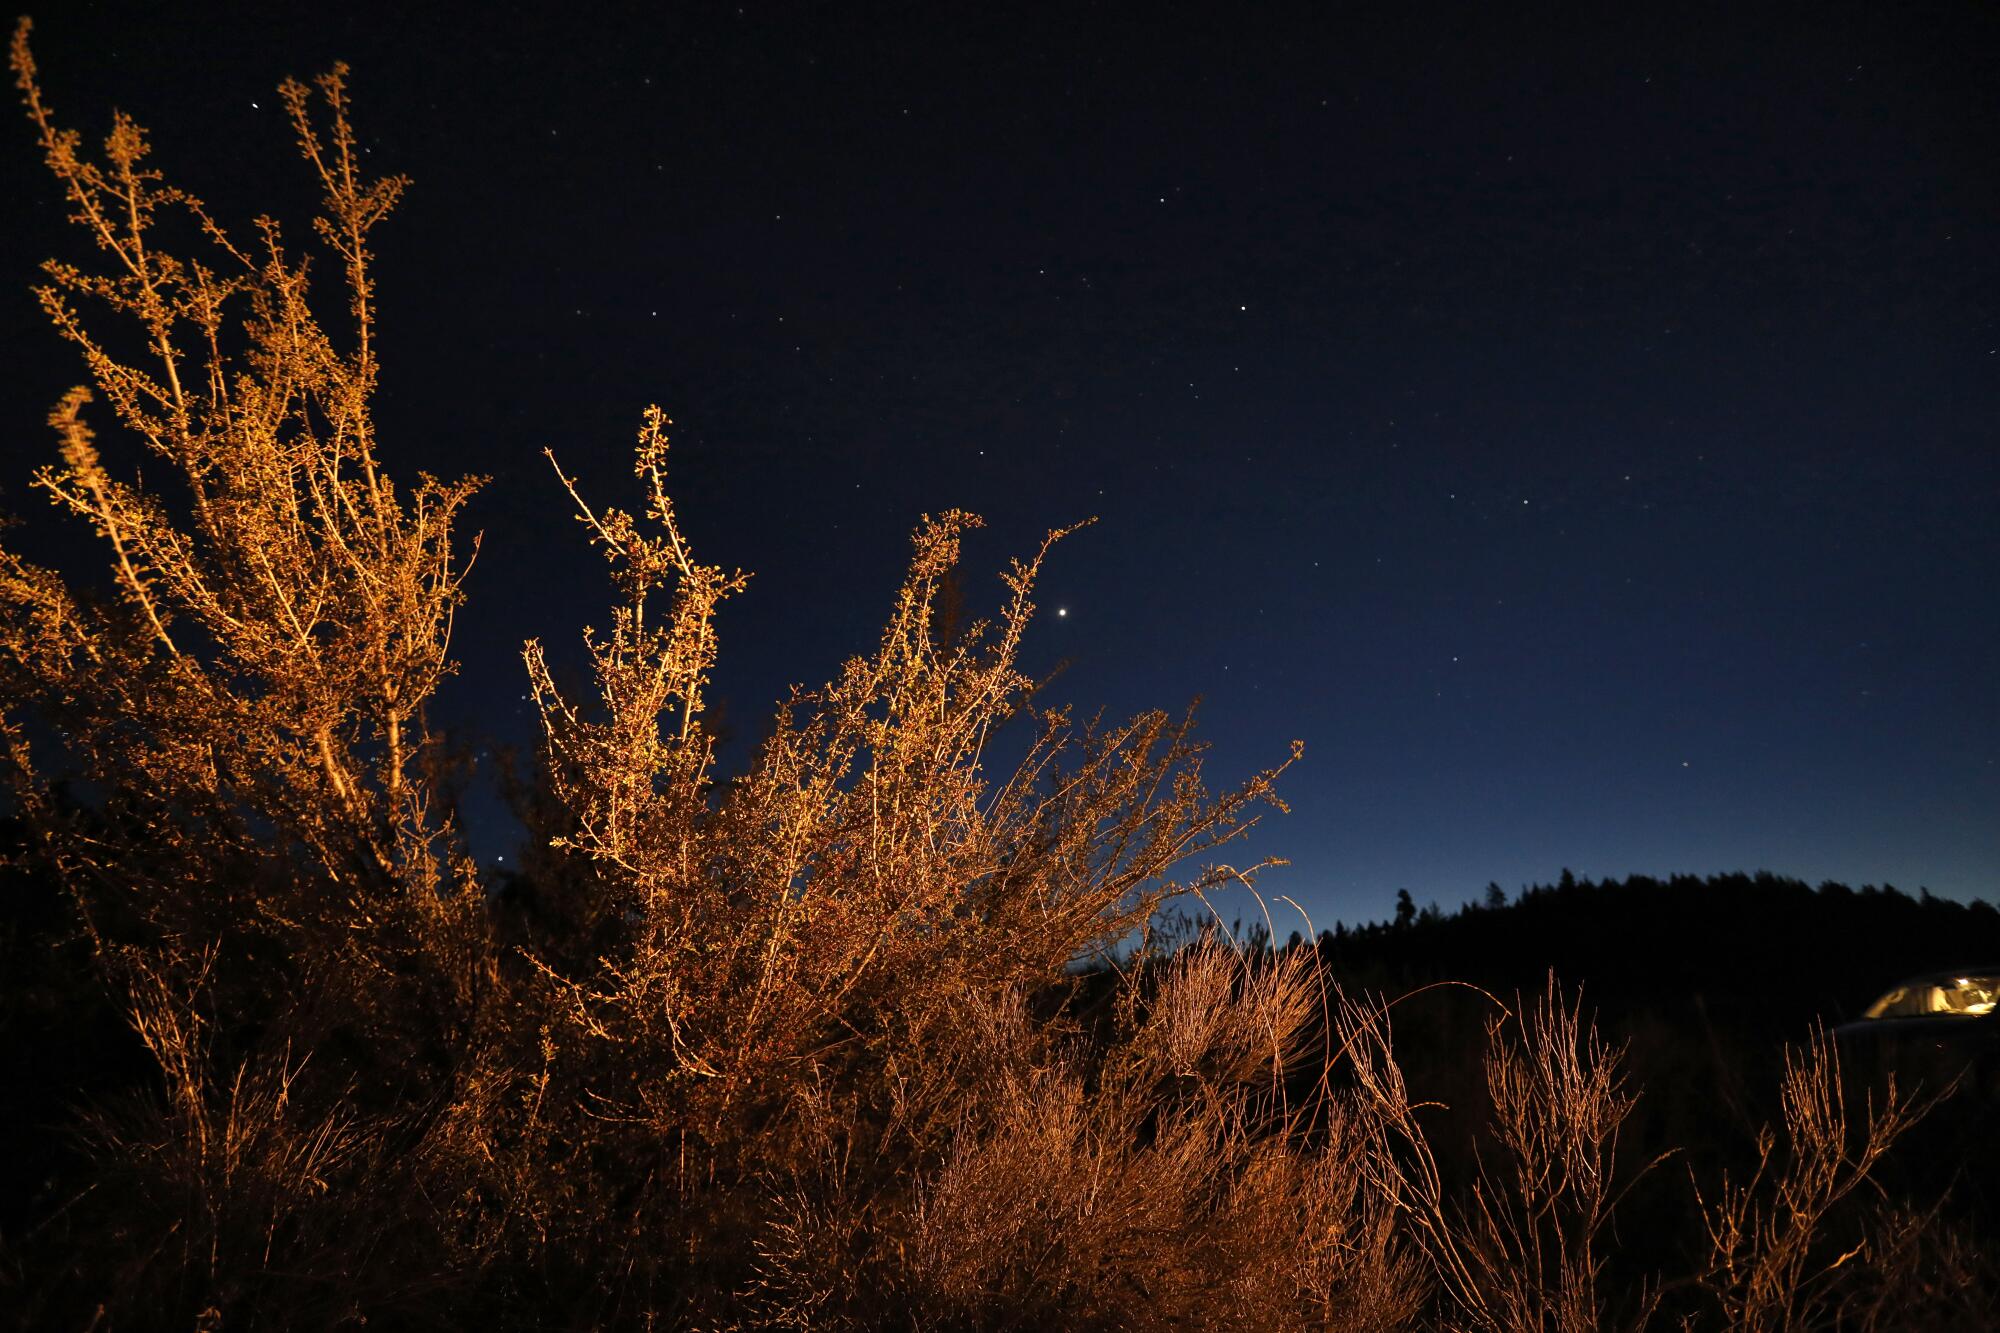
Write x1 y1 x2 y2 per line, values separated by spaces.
1 18 492 1101
71 952 385 1327
498 373 1303 1321
1332 978 1662 1333
1456 979 1657 1332
1828 1200 1999 1332
1691 1027 1943 1332
886 944 1423 1331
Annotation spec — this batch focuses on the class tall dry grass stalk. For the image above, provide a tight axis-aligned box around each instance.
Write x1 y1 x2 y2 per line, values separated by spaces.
2 21 1984 1330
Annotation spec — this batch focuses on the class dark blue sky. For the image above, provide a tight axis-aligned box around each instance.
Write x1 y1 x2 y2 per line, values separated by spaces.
6 1 1996 924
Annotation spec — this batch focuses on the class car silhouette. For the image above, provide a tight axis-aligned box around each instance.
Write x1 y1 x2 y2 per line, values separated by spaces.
1834 967 2000 1096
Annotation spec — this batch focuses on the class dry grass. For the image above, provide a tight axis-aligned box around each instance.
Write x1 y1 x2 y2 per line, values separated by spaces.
2 21 1988 1330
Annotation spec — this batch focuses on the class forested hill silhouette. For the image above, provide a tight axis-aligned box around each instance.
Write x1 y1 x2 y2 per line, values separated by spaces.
1312 871 2000 1035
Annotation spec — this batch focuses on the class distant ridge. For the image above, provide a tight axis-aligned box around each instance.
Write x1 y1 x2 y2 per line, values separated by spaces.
1311 871 2000 1033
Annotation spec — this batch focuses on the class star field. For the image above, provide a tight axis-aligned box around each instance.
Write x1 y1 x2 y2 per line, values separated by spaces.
3 0 1995 926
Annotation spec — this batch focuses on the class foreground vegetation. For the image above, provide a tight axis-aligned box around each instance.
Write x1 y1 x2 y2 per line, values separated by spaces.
2 23 1991 1328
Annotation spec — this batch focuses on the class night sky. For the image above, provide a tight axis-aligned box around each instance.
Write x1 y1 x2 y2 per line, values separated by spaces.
6 2 1996 926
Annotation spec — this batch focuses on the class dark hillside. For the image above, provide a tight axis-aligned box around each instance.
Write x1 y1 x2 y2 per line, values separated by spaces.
1319 871 2000 1035
1298 873 2000 1268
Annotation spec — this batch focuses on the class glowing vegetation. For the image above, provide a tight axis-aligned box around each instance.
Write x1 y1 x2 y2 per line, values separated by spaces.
2 21 1990 1330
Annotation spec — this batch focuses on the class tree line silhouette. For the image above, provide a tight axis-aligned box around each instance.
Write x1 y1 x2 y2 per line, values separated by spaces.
1317 870 2000 1035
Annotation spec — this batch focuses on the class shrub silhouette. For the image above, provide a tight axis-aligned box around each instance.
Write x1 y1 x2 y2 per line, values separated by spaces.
2 22 1991 1330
